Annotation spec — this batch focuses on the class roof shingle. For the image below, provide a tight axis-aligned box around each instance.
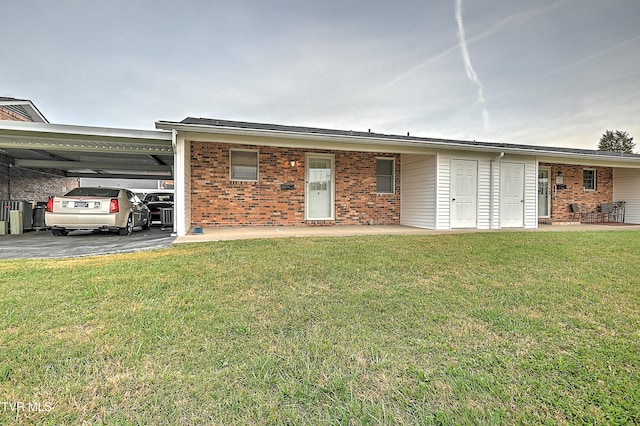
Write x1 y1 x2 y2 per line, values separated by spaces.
178 117 640 159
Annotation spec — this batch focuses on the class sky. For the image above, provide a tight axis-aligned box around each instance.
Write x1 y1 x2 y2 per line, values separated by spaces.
3 0 639 150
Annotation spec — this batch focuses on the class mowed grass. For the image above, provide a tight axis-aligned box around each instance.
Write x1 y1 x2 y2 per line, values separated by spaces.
1 231 640 425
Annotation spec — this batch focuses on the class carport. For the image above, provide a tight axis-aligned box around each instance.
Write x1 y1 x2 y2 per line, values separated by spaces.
0 120 175 233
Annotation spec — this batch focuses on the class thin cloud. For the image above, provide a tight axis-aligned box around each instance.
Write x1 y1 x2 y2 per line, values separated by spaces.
485 33 640 106
384 0 573 89
466 0 574 45
455 0 490 130
382 46 457 89
521 34 640 88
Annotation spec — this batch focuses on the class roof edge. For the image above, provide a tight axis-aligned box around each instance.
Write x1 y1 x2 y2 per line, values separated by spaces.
156 118 640 163
1 120 172 141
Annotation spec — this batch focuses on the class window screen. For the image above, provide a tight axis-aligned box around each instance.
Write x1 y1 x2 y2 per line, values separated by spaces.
376 158 394 193
583 169 596 190
231 150 258 181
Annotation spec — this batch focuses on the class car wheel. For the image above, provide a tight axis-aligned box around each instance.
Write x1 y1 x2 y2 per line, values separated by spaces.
142 214 150 230
119 215 133 236
52 228 68 237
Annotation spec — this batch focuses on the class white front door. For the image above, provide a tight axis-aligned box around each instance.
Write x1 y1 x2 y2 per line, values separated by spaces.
451 159 477 228
501 162 525 228
306 155 334 220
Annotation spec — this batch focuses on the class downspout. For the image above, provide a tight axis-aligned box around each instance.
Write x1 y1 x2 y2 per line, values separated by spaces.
490 152 505 229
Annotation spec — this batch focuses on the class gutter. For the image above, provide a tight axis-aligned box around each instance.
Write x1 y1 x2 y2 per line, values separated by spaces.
1 120 173 143
156 121 503 153
156 121 640 166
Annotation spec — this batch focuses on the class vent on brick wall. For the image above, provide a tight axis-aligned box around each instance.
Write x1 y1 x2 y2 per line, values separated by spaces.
2 105 34 121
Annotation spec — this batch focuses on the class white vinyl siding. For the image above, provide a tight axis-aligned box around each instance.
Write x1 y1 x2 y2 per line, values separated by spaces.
436 152 452 230
433 151 537 230
400 154 436 228
523 158 538 229
489 156 501 229
613 168 640 224
477 158 491 229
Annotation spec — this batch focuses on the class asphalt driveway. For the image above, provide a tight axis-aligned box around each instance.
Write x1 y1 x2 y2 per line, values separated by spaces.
0 226 175 260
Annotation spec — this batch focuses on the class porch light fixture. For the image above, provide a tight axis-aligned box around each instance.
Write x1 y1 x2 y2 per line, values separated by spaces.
289 160 297 167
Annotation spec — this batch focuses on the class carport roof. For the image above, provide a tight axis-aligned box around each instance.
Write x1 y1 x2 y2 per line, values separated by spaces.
0 120 174 179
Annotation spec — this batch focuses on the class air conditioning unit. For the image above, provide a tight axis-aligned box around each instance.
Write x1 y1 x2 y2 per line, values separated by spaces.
160 207 174 231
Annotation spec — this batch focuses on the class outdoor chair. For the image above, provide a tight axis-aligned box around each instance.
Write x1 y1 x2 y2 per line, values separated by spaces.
570 203 593 223
612 202 626 223
599 203 614 223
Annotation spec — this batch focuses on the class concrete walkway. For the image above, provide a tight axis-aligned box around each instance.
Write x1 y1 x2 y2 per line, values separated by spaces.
173 223 640 244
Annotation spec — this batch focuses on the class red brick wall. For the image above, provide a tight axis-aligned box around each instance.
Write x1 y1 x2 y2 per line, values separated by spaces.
541 163 613 221
190 142 400 226
0 153 10 200
0 152 79 201
9 166 78 202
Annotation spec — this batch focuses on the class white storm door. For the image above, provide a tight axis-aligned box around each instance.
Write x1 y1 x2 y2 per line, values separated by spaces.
306 155 334 220
501 162 525 228
538 167 551 218
450 159 478 228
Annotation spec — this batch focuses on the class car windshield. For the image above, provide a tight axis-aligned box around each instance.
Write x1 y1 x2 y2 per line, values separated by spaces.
145 194 174 202
65 188 121 197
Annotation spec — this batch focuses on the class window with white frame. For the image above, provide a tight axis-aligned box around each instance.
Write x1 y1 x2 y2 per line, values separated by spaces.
583 168 596 191
376 158 395 194
230 149 258 181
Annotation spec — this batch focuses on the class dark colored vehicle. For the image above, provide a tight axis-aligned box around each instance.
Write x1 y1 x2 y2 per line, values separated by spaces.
143 192 174 224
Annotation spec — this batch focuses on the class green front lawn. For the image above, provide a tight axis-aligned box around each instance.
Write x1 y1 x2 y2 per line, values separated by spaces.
1 231 639 424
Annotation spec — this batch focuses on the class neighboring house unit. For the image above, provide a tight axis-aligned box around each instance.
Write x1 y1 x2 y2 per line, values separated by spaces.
0 97 48 123
0 97 173 203
0 97 79 201
156 118 640 236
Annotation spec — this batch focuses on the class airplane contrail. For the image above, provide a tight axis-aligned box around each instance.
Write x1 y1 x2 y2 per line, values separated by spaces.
383 0 573 90
455 0 490 130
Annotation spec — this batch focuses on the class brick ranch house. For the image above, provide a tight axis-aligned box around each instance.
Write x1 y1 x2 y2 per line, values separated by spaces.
156 118 640 236
2 98 640 237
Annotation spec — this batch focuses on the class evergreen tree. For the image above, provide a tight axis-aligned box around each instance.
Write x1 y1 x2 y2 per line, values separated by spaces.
598 130 635 153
